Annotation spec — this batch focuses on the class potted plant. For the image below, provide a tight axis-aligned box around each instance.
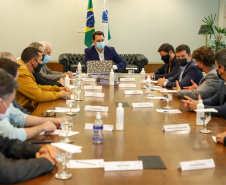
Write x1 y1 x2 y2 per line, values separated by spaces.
202 13 226 51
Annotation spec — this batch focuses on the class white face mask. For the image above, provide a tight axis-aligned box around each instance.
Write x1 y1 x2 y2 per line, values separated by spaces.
0 100 11 120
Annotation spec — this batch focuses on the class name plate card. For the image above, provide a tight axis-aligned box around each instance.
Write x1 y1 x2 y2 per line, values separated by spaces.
55 107 80 113
85 123 114 131
124 90 143 95
163 124 190 132
120 78 135 82
85 92 105 98
84 85 102 90
178 159 215 171
132 102 154 108
82 78 96 82
85 105 109 112
104 161 143 171
119 84 136 88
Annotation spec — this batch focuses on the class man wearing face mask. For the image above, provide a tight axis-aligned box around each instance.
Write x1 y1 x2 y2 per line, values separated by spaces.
175 46 220 99
84 31 127 71
149 43 180 80
157 44 203 89
39 41 73 81
29 42 63 87
182 48 226 119
16 47 71 112
0 68 61 141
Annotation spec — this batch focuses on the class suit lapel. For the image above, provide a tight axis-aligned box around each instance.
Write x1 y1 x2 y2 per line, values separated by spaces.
91 46 100 60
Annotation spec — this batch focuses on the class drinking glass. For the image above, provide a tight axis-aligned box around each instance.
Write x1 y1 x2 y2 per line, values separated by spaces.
200 112 212 134
74 83 83 101
146 81 154 97
61 117 74 143
55 150 73 179
163 93 173 109
66 100 76 116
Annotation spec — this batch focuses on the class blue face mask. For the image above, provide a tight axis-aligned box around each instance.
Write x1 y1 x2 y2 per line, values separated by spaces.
43 55 51 64
96 42 105 50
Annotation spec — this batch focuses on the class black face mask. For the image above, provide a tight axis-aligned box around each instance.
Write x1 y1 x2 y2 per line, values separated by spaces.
33 60 43 73
42 55 45 61
178 58 188 67
161 53 170 64
216 69 223 80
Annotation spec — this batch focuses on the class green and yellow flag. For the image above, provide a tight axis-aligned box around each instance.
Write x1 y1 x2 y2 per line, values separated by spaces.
84 0 95 47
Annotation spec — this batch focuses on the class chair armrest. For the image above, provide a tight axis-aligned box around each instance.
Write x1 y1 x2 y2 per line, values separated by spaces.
135 54 148 72
58 54 70 72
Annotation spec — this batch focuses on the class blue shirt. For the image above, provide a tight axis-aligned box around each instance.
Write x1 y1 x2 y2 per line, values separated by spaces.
179 63 189 82
0 103 27 141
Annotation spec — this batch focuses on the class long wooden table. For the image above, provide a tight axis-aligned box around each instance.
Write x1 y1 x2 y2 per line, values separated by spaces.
17 75 226 185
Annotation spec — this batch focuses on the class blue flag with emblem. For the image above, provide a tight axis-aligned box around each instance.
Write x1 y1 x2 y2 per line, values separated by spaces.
102 0 111 45
84 0 95 47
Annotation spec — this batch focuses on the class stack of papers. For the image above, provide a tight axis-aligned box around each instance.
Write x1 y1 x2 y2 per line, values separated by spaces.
40 130 79 137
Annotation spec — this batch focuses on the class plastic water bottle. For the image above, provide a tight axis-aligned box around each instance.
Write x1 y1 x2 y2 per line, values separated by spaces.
116 103 124 130
93 112 103 144
77 62 82 74
65 75 70 88
196 99 204 125
109 69 114 86
141 68 145 81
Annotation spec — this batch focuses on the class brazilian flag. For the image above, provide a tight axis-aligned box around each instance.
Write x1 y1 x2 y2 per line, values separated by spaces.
84 0 95 47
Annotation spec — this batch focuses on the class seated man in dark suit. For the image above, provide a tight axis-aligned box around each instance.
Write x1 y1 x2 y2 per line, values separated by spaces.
183 48 226 120
150 43 180 80
84 31 127 71
0 136 57 184
157 44 203 88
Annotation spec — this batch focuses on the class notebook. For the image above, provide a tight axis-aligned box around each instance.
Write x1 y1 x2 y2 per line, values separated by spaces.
87 60 113 75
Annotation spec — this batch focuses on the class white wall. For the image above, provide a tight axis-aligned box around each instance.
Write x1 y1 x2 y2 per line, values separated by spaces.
0 0 219 63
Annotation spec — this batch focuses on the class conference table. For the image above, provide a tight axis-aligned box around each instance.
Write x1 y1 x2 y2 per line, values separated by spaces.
16 74 226 185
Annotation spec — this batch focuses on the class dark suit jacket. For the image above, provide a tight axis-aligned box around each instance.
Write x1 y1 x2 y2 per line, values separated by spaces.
84 45 127 71
204 81 226 119
166 60 203 88
33 73 62 87
0 136 54 184
154 56 180 80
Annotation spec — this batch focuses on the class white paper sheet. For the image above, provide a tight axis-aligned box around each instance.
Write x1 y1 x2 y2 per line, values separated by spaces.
51 142 82 153
67 159 104 168
156 109 182 113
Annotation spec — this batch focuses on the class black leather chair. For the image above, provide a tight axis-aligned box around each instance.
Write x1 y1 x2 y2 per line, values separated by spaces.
59 53 148 73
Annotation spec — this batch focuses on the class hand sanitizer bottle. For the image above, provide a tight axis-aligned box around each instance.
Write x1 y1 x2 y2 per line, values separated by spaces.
141 68 145 81
109 69 114 86
65 75 70 88
116 103 124 130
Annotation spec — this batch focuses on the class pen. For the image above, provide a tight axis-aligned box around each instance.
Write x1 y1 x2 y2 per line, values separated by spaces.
163 110 179 113
76 160 96 166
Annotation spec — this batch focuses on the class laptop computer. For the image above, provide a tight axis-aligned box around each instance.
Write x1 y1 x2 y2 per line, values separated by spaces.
87 60 113 75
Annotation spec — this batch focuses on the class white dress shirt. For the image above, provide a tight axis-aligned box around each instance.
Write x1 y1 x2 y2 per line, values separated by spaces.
96 48 118 70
